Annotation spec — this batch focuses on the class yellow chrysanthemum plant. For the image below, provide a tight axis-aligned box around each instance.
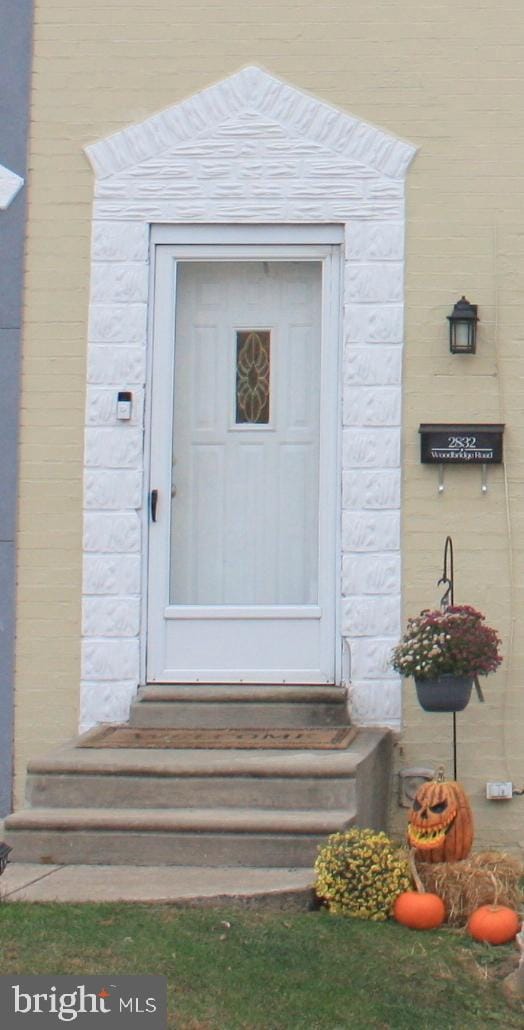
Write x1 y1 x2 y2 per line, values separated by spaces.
314 828 411 921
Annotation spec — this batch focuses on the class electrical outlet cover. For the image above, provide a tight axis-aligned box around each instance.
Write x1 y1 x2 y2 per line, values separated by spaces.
486 781 513 800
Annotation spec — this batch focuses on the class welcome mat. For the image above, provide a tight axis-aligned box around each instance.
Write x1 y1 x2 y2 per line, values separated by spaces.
78 726 358 750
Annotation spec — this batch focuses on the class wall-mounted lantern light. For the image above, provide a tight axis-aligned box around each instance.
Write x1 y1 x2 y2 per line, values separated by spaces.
447 296 478 354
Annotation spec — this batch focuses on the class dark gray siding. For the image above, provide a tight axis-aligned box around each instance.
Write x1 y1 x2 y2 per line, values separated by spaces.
0 0 34 816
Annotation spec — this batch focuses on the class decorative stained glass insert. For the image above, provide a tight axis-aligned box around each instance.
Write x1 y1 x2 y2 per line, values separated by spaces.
235 330 270 424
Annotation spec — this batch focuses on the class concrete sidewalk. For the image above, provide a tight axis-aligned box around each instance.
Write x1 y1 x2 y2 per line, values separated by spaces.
1 863 315 908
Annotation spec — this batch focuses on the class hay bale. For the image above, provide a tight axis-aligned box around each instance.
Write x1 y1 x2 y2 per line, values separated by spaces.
415 851 523 927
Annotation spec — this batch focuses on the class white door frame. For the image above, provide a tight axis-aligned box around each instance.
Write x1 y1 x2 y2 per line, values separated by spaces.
144 225 343 684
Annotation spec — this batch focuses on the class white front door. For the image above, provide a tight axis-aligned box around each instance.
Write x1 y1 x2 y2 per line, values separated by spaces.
147 241 340 683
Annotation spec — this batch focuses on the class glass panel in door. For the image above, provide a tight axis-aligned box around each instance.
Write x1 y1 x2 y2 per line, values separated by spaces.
169 260 322 607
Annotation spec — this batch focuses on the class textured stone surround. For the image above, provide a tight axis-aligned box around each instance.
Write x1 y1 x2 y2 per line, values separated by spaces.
82 65 416 732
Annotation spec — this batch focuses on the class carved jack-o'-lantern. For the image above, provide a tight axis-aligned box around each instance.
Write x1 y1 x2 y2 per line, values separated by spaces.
407 775 474 864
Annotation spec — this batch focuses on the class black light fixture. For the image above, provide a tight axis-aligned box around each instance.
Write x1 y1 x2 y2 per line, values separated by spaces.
447 296 478 354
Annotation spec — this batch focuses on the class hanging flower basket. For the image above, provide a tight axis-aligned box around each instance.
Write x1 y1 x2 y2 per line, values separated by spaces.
391 605 502 714
414 674 473 713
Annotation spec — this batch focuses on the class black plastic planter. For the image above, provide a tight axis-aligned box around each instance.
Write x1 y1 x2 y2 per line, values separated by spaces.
415 674 473 713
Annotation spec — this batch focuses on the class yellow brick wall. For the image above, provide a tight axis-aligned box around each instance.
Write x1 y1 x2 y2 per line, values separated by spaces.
16 1 524 850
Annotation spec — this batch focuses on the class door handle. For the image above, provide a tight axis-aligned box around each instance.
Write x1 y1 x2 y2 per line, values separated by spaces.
150 489 158 522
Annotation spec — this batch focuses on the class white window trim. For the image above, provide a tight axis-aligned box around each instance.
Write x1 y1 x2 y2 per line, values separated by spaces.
0 162 24 210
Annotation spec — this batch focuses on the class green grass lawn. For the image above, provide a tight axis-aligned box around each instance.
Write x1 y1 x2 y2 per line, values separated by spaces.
0 903 522 1029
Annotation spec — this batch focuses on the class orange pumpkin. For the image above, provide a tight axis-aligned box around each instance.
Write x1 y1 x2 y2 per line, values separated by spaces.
393 891 446 930
407 777 474 863
468 904 520 945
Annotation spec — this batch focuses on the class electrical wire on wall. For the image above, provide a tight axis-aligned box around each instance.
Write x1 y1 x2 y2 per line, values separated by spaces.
492 223 520 789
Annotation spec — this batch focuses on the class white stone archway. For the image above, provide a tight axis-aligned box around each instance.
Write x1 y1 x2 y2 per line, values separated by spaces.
81 65 416 732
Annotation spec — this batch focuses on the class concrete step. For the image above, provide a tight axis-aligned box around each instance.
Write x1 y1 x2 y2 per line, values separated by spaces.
26 729 383 778
137 686 348 701
5 806 355 867
129 684 349 729
130 703 349 729
23 730 377 811
27 770 356 810
22 729 388 816
7 728 392 869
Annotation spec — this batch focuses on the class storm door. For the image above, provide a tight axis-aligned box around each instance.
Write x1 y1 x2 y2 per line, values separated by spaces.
147 243 339 683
